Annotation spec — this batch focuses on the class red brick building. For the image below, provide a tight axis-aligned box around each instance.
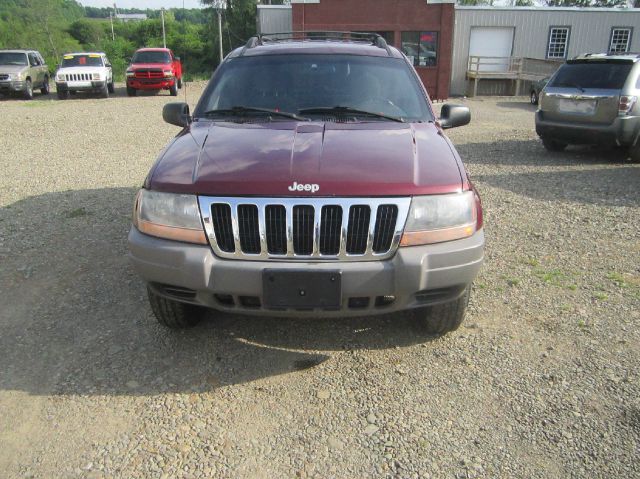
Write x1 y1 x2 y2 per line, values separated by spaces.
291 0 455 99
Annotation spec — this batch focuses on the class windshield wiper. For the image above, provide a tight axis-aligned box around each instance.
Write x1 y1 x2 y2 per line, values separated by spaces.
299 106 405 123
202 106 308 121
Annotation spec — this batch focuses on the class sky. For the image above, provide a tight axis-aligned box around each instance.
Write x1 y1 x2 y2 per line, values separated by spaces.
78 0 204 8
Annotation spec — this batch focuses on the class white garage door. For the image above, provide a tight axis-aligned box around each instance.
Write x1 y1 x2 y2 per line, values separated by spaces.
469 27 514 72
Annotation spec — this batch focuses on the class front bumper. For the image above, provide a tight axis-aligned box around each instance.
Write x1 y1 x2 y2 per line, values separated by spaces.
126 78 174 90
0 80 26 93
128 227 485 317
56 80 106 92
535 111 640 147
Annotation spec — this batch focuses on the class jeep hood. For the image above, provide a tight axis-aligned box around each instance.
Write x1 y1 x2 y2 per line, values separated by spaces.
148 121 466 197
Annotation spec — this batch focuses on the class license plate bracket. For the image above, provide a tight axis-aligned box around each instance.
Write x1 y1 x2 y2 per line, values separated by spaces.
263 270 342 310
558 98 596 115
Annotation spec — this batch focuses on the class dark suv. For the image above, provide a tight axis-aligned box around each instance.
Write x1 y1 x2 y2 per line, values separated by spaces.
536 53 640 161
128 33 484 335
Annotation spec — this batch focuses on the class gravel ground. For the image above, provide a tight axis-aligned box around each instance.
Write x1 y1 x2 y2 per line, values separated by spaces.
1 86 639 479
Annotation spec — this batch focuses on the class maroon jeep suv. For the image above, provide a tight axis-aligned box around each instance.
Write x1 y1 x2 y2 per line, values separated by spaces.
128 33 484 335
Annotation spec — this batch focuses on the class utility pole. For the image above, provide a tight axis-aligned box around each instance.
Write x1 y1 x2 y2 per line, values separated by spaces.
109 12 115 41
217 8 223 63
161 8 166 48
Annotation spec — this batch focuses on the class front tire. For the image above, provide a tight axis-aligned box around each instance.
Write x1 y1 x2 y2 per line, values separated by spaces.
57 89 69 100
24 79 33 100
100 82 109 98
126 86 136 97
530 90 538 105
147 287 204 329
107 81 115 94
169 81 178 96
542 137 567 152
177 77 182 89
628 143 640 163
412 287 471 335
41 76 50 95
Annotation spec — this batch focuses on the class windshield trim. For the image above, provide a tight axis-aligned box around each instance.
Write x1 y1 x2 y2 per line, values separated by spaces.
193 53 434 123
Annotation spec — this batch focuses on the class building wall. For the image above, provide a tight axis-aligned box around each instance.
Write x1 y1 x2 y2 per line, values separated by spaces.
291 0 455 100
452 7 640 96
257 5 293 35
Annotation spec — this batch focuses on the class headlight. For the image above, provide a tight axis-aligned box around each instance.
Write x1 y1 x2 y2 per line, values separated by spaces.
126 70 135 77
92 73 101 80
56 73 65 82
400 191 479 246
133 190 206 244
14 72 22 80
163 70 173 77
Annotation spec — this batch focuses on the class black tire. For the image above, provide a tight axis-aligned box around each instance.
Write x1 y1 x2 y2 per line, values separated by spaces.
57 89 69 100
169 81 178 96
147 286 204 329
41 76 50 95
542 137 567 152
126 86 136 97
100 82 109 99
530 90 538 105
177 77 182 89
412 287 471 335
24 79 33 100
628 143 640 163
107 81 115 94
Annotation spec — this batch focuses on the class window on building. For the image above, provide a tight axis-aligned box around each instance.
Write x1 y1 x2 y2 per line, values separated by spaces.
547 27 570 59
401 31 438 67
610 28 632 54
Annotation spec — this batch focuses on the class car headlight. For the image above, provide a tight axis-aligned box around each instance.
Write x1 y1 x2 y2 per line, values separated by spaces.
56 73 65 82
92 73 101 80
163 70 173 77
133 190 206 244
13 72 22 80
400 191 480 246
126 70 135 77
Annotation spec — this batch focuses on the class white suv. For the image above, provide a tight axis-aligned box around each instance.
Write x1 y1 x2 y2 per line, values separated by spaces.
55 52 114 99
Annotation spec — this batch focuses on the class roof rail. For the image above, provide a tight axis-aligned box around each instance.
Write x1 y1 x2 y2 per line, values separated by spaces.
239 31 393 57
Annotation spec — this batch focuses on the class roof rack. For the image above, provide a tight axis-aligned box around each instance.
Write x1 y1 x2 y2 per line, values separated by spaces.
239 31 393 57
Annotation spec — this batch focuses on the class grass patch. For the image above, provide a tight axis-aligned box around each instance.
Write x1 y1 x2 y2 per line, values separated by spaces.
522 257 540 267
593 292 608 301
533 268 569 285
66 207 90 218
607 272 626 288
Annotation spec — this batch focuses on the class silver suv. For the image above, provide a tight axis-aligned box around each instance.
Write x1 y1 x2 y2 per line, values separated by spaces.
535 53 640 162
0 50 50 99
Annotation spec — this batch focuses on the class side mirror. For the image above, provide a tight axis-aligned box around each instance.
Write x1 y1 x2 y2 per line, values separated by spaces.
163 102 191 128
439 104 471 129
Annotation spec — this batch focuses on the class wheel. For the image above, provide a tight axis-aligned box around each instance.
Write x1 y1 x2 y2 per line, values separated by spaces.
41 76 50 95
107 81 115 94
24 79 33 100
147 286 204 329
542 137 567 152
126 86 136 96
628 143 640 163
177 77 182 89
530 90 538 105
412 287 471 336
100 82 109 98
169 81 178 96
56 89 69 100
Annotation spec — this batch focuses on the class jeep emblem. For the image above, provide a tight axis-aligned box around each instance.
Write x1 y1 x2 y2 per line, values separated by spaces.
288 181 319 193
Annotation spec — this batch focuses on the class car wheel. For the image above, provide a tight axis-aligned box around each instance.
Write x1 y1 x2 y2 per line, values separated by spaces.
147 286 204 329
126 86 136 97
24 79 33 100
56 89 69 100
177 77 182 89
101 82 109 98
628 143 640 163
411 287 470 336
41 76 50 95
530 90 538 105
108 81 115 94
169 82 178 96
542 137 567 152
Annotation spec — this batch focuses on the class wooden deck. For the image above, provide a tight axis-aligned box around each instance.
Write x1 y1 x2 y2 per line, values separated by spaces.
466 56 562 97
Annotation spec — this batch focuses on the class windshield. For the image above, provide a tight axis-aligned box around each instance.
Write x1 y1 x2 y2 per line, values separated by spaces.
195 54 432 122
61 54 103 67
549 62 632 90
0 52 28 66
132 51 171 64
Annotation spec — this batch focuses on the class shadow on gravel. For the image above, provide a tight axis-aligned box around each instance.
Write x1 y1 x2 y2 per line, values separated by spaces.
458 139 632 167
0 188 435 397
494 101 538 112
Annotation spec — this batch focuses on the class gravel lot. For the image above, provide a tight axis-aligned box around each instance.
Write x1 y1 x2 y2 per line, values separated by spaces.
1 86 639 479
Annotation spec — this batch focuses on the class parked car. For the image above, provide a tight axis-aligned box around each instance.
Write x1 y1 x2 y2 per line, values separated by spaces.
128 33 484 335
125 48 182 97
55 52 114 99
0 49 49 99
529 76 549 105
536 53 640 161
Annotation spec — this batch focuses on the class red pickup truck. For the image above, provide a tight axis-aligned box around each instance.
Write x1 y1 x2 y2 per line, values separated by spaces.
126 48 182 97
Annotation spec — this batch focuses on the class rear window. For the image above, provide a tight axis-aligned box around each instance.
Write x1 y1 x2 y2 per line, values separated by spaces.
549 62 632 90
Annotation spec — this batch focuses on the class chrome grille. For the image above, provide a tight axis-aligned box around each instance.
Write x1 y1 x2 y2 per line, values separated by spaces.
0 74 9 81
134 69 163 79
64 73 92 81
199 197 411 261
